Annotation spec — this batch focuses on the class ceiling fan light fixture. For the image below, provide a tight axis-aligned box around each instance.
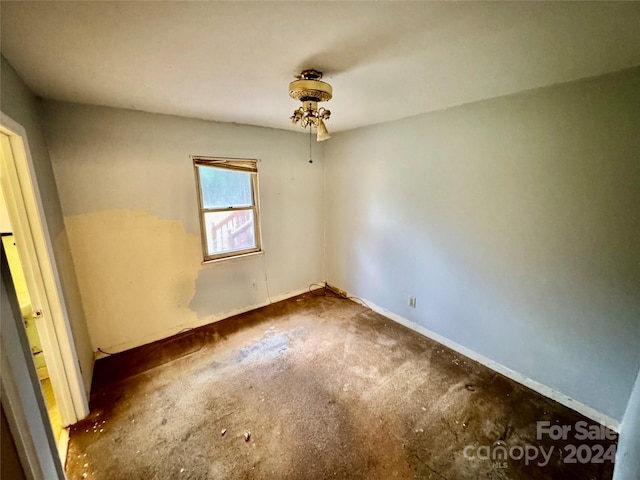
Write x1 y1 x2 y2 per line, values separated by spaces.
289 69 332 103
289 69 332 139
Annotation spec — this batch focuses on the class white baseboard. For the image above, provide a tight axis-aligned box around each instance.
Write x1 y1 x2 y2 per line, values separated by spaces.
345 292 621 433
93 283 621 433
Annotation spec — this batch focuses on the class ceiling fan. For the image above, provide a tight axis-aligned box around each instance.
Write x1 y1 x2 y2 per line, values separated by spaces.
289 69 332 143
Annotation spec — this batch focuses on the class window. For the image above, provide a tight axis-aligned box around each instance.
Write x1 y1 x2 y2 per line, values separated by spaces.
193 157 261 261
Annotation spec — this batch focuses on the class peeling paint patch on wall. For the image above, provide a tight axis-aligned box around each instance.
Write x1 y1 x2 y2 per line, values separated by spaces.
44 101 325 355
65 209 202 352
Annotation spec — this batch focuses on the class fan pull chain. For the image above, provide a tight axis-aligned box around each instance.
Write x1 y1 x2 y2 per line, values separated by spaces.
309 126 313 164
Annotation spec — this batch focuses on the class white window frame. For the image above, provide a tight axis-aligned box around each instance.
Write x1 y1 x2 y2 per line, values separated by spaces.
193 156 262 262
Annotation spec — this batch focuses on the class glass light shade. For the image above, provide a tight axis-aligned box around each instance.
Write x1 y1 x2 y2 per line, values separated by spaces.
316 119 331 142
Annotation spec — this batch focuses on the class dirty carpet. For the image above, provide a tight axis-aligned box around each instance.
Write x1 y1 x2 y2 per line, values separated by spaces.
66 291 616 479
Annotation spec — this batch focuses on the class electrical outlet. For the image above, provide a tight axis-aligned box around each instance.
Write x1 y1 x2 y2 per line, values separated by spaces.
408 296 417 308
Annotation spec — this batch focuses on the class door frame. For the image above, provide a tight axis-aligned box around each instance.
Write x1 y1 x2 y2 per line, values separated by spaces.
1 113 88 426
2 244 66 479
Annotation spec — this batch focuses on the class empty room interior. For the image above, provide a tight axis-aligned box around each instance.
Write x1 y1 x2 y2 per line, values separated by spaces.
1 2 639 479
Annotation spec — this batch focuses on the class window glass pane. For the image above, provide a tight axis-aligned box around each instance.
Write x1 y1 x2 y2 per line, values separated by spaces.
204 210 256 256
198 166 253 209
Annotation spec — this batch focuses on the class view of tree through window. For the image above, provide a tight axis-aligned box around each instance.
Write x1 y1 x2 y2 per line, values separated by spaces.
193 158 261 261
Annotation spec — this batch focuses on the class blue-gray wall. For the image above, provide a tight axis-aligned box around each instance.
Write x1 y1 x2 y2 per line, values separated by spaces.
41 101 324 354
325 67 640 422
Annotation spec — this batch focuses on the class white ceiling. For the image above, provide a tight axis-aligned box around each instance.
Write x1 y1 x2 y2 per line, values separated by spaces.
2 1 640 134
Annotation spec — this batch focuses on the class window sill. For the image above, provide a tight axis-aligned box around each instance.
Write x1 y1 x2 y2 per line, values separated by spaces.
201 250 264 266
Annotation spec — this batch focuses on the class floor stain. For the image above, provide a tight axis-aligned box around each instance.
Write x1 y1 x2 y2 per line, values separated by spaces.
236 331 290 363
67 292 617 480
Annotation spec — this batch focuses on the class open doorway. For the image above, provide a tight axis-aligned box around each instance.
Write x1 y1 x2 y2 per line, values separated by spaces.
0 123 88 465
0 230 65 451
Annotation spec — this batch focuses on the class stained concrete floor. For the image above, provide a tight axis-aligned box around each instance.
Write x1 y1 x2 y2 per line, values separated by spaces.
67 291 617 479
